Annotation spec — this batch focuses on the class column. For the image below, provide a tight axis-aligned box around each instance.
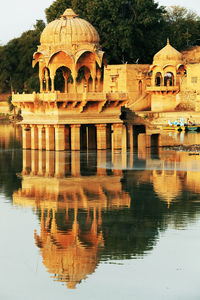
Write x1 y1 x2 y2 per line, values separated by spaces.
51 76 55 92
138 133 151 160
30 125 38 150
38 125 45 150
112 124 125 150
122 124 127 152
55 151 65 177
55 125 65 151
22 149 31 175
45 125 55 151
97 150 107 175
31 150 39 175
70 124 80 151
22 125 31 149
65 126 70 150
71 151 80 176
38 150 45 176
96 124 107 150
127 125 134 152
45 151 55 176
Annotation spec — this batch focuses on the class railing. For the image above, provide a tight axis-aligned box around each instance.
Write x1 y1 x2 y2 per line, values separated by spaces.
146 86 179 92
12 91 128 103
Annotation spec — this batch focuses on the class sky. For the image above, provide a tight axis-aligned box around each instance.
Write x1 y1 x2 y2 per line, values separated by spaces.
1 0 200 45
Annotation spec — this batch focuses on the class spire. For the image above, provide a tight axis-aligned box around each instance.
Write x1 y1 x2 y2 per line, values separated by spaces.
167 38 170 45
61 8 78 18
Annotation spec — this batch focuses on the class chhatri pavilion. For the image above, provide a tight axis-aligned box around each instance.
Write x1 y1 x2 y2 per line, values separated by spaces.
12 8 200 151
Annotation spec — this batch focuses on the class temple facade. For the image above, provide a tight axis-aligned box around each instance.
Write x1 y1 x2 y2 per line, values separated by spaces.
12 8 200 151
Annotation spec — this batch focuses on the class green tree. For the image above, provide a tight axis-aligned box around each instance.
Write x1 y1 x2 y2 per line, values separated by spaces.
0 20 45 93
163 6 200 49
45 0 166 63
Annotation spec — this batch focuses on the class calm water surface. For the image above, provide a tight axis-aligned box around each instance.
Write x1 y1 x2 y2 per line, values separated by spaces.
1 126 200 300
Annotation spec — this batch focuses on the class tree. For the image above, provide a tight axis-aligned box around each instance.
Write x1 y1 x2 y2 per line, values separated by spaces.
45 0 166 63
0 20 45 93
163 6 200 49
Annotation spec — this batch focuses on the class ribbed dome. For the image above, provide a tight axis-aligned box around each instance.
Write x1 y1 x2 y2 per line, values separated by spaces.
153 39 183 66
40 8 100 47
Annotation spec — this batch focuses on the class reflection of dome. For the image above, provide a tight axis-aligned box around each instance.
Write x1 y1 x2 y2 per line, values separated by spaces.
153 170 182 207
40 9 100 48
153 39 183 66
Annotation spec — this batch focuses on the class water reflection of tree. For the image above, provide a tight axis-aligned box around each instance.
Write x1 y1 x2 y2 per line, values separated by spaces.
0 140 22 198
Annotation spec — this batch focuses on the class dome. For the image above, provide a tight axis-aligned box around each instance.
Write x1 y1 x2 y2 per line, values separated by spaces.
153 39 183 66
40 9 100 48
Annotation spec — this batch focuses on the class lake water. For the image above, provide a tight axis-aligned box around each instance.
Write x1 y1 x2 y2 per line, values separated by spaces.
1 125 200 300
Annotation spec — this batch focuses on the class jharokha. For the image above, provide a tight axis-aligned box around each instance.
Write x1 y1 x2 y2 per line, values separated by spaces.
12 8 200 151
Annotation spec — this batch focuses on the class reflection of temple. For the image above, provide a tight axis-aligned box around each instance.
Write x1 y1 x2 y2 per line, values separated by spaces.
135 148 200 207
13 149 130 289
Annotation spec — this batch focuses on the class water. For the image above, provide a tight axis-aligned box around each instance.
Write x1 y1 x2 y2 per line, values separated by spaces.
1 126 200 299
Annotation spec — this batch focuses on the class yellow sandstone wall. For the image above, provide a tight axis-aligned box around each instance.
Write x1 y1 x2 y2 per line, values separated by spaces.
103 64 149 103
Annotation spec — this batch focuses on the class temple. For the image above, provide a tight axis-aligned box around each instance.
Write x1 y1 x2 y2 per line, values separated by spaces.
12 8 200 151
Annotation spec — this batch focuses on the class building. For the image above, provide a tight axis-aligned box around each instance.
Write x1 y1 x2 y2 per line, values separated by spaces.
12 8 200 151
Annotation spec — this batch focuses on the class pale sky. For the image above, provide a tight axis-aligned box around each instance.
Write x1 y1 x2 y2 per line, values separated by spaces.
1 0 200 45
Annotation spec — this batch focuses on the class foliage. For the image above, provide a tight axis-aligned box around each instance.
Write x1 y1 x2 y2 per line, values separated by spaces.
1 2 200 93
0 20 45 94
45 0 166 64
163 6 200 49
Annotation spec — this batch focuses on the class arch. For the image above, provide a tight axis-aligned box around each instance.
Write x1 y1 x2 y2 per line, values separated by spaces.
163 64 176 70
177 64 187 76
33 52 46 68
155 72 162 86
149 64 162 72
76 51 96 71
54 66 72 93
48 51 74 73
164 72 174 86
42 67 51 92
139 80 143 95
77 66 91 92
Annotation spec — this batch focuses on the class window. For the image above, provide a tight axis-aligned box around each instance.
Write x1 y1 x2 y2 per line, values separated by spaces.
191 77 198 84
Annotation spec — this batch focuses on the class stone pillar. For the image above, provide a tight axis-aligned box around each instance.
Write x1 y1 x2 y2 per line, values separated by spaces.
97 69 101 92
38 150 45 176
112 124 126 150
30 125 38 150
22 125 31 149
38 125 45 150
55 125 65 151
97 150 107 175
71 125 81 151
96 124 107 150
138 133 151 160
122 125 127 152
65 126 70 150
31 150 38 175
22 150 31 175
45 125 55 151
45 151 55 176
71 151 80 176
39 76 44 93
127 125 134 152
55 151 65 177
50 75 55 92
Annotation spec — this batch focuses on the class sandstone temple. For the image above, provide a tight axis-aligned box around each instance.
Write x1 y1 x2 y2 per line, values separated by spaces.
12 8 200 151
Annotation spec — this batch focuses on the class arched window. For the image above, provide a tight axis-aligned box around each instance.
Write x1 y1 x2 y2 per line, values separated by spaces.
139 80 142 95
54 66 72 92
164 72 174 86
155 72 162 86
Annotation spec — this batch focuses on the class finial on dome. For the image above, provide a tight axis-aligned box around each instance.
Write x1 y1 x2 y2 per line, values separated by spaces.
61 8 78 18
167 38 170 45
